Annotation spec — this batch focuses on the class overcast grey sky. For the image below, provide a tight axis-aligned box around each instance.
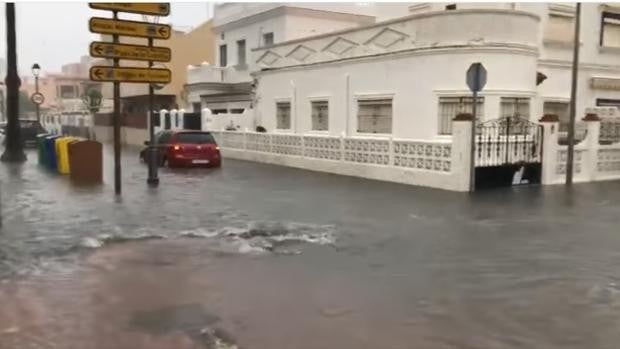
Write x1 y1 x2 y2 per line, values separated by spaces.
0 2 212 77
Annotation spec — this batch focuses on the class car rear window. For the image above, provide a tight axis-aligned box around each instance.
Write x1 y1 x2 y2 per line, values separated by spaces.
175 132 216 144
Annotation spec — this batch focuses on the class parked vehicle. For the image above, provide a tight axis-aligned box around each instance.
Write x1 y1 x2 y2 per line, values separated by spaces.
140 130 221 168
0 119 47 148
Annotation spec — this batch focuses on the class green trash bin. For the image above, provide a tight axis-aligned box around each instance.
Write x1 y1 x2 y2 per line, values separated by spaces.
36 133 50 165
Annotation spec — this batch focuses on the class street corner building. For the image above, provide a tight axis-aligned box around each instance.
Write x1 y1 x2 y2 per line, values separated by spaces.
184 3 620 191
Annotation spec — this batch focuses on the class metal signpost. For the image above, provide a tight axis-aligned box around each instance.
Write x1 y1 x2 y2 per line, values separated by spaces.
89 42 171 62
89 3 170 16
30 92 44 106
89 66 171 83
88 3 171 194
88 18 171 39
466 62 487 192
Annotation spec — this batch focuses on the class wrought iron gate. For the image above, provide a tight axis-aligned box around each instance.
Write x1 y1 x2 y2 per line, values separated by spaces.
475 116 543 167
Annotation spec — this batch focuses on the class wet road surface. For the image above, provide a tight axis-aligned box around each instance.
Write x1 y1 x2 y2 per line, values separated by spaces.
1 147 620 348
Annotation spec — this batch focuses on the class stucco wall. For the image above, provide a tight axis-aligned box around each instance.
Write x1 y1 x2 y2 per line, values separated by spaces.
215 16 286 70
255 47 537 140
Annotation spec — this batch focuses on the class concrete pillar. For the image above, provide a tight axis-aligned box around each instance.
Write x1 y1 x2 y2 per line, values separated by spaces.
156 109 168 133
178 109 185 130
451 114 473 192
582 113 601 181
539 114 560 185
169 109 179 130
201 108 213 131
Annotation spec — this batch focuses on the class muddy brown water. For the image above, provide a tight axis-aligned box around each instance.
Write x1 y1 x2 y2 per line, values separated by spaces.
1 148 620 348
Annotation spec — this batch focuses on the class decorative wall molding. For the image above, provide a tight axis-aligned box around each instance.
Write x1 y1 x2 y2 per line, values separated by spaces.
591 76 620 90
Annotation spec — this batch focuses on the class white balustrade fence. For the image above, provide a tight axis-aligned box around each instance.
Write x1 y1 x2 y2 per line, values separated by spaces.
211 126 470 191
541 117 620 184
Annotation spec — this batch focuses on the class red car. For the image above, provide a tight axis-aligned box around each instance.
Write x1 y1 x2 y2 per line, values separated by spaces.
140 130 221 168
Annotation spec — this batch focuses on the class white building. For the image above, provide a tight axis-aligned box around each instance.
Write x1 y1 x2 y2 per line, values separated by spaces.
185 2 411 129
187 3 620 191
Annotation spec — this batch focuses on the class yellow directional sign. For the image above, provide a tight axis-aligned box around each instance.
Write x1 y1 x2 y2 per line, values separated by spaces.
89 3 170 16
90 42 171 62
89 17 171 40
90 66 171 84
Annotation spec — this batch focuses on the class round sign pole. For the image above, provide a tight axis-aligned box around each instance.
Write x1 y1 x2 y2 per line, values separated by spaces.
31 92 44 123
466 62 487 192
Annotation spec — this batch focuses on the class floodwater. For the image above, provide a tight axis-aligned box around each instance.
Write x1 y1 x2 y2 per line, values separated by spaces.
1 147 620 348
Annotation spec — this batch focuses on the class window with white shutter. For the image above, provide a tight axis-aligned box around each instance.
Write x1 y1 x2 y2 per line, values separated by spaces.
311 101 329 131
437 96 484 135
276 102 291 130
357 98 392 134
501 97 530 120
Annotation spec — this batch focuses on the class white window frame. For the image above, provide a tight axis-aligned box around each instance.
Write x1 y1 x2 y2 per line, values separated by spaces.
275 98 292 132
236 38 246 67
263 32 274 46
354 93 394 137
437 96 484 135
308 96 330 134
500 96 531 120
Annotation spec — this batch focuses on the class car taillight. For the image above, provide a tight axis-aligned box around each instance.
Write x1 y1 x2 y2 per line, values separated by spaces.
215 146 220 150
173 144 182 151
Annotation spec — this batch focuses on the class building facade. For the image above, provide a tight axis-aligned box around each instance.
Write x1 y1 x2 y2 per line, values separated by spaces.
92 20 216 145
249 3 620 138
181 3 620 191
185 2 411 124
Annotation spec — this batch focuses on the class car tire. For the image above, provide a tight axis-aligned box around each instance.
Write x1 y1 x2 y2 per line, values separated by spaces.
160 157 168 167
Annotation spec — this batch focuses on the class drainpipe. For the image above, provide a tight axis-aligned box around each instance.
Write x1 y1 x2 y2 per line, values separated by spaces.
345 74 350 136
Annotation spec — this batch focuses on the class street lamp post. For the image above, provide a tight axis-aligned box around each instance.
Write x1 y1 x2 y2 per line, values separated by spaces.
31 63 41 122
1 3 26 163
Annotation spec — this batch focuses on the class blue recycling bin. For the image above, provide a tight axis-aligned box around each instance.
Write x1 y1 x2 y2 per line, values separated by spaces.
44 135 61 171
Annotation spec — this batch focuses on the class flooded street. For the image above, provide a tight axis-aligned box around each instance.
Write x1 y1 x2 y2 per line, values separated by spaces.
2 147 620 348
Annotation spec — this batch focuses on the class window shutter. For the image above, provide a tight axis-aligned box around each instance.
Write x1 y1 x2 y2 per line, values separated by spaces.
357 99 392 134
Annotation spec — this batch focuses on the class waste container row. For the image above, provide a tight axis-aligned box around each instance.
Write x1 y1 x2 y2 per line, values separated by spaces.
36 134 102 183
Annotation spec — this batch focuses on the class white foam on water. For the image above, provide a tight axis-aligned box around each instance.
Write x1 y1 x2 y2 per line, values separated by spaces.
72 221 336 257
80 237 104 249
269 232 335 245
179 228 219 239
234 239 270 255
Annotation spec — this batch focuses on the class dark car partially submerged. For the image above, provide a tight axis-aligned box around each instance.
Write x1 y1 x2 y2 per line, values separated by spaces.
0 119 47 147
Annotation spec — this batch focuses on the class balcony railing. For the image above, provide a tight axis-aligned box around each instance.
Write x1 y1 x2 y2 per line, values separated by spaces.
186 64 251 85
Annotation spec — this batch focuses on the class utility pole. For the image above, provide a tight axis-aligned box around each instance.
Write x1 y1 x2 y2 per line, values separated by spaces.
566 2 582 186
147 36 159 186
1 3 26 163
112 10 122 195
32 63 41 122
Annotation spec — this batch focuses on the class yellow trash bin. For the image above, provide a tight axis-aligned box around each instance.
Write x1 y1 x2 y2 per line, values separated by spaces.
55 137 78 174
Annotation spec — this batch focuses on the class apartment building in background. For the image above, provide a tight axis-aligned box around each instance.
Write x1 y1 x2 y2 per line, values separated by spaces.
189 2 620 191
22 56 101 113
92 19 215 144
185 2 411 126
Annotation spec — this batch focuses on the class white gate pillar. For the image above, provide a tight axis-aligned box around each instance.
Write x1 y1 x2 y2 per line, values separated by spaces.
178 109 185 130
201 108 213 131
451 113 473 192
169 109 179 130
539 114 560 185
156 109 168 133
582 113 601 181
